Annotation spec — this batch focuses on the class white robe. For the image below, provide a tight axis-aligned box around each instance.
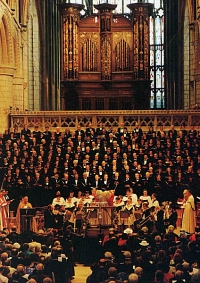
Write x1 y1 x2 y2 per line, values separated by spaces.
182 195 196 234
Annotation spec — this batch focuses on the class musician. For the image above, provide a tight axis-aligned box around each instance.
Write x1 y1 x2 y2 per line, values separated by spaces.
65 196 76 225
165 205 178 228
135 198 142 211
65 196 76 211
44 204 55 229
83 191 93 206
75 200 85 234
140 202 155 233
122 197 135 226
123 187 138 206
156 203 166 234
139 189 152 207
113 196 124 211
53 204 64 230
52 191 66 208
151 193 159 208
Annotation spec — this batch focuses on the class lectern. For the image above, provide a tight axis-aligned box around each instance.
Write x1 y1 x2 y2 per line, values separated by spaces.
20 208 36 232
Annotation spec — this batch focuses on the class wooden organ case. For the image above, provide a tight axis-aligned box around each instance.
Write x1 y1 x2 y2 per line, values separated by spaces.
59 2 153 110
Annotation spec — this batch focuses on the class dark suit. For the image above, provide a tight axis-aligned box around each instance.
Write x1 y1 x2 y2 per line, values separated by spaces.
44 208 56 229
86 127 95 136
75 129 85 139
80 177 91 191
91 179 103 189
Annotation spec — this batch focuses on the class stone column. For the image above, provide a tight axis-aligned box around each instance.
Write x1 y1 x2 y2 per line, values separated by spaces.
0 67 15 131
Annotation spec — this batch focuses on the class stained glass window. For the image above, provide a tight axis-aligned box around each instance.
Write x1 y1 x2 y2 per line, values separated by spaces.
149 0 164 109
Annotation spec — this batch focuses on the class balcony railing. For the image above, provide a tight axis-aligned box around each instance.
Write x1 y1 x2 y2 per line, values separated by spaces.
9 109 200 133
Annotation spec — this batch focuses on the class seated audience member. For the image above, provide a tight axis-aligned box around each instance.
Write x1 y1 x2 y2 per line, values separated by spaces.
128 273 139 283
155 270 165 283
103 267 121 283
28 263 50 283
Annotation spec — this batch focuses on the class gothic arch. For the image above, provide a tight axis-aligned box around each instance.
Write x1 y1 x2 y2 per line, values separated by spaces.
0 12 14 66
0 18 8 64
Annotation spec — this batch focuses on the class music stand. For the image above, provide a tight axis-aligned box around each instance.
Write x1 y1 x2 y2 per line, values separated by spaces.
134 211 142 220
76 211 83 220
20 208 36 232
120 211 130 219
20 208 36 217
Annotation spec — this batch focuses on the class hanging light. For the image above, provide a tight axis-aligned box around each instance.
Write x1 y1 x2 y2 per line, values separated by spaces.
65 0 83 4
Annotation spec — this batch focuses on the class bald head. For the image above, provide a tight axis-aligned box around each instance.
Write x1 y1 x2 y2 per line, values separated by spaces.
36 263 44 271
175 270 183 279
27 279 37 283
17 264 25 275
128 273 138 283
134 267 143 277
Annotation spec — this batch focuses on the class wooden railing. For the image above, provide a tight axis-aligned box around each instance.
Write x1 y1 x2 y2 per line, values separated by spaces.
9 109 200 132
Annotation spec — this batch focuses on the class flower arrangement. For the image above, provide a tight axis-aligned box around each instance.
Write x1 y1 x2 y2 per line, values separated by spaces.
95 189 112 202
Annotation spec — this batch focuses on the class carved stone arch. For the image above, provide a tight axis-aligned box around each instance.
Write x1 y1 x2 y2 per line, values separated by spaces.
0 17 9 65
1 12 14 65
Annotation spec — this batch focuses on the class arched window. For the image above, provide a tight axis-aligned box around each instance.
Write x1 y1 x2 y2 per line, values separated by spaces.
149 0 164 109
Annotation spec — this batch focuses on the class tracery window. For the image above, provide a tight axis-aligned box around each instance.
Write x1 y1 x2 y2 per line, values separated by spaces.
149 0 164 109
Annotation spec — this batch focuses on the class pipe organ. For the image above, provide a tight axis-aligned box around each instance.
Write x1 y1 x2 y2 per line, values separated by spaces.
59 2 153 110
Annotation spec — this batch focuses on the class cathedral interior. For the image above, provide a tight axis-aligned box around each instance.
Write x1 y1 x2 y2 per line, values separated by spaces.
0 0 199 131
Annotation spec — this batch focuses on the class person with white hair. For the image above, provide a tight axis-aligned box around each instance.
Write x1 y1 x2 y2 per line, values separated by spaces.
134 267 143 282
128 273 138 283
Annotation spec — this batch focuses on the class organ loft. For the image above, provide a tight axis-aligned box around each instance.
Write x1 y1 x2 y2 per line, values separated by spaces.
59 1 153 110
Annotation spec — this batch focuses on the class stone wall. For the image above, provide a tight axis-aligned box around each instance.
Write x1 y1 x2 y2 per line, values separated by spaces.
0 0 34 132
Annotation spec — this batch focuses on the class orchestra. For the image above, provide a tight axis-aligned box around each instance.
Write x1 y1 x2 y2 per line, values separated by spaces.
29 187 178 235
